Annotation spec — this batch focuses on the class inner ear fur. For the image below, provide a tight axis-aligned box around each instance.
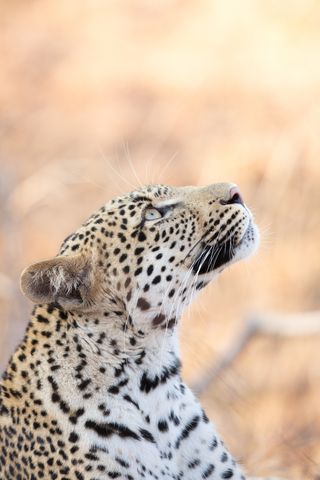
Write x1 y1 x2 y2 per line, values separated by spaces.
20 253 100 309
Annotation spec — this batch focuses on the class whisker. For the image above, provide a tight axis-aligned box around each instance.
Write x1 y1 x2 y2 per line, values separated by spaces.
97 146 137 190
122 141 143 188
157 152 178 184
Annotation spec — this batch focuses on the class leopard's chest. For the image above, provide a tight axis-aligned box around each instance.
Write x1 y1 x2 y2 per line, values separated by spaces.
69 386 214 480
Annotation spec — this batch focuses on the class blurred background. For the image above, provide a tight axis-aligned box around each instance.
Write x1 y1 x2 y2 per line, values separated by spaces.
0 1 319 478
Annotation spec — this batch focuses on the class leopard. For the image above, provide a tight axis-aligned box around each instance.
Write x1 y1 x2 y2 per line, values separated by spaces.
0 182 264 480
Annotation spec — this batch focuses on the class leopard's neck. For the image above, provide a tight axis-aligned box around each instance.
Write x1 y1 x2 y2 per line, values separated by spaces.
3 303 182 410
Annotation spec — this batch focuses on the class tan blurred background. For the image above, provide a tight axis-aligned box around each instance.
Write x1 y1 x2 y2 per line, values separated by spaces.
0 1 320 478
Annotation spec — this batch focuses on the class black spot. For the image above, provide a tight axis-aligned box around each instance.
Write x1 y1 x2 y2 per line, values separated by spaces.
115 457 130 468
36 314 49 324
69 408 85 424
209 436 218 450
137 298 151 311
221 452 228 462
123 394 140 410
68 431 79 443
108 472 121 479
140 359 181 393
108 386 120 395
152 314 166 326
158 420 169 432
175 415 200 448
188 459 200 469
202 464 215 478
139 428 155 443
85 420 140 440
78 378 91 391
138 231 147 242
202 410 209 423
221 469 234 479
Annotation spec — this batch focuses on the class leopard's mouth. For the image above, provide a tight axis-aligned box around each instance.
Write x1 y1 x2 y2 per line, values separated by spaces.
192 238 236 275
192 221 258 275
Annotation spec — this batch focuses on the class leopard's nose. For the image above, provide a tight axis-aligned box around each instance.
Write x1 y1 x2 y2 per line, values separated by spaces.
220 186 244 206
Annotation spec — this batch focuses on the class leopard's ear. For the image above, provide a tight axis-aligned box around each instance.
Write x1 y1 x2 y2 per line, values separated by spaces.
20 253 99 310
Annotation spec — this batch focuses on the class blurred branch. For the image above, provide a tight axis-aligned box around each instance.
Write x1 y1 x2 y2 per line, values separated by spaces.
248 477 285 480
192 311 320 395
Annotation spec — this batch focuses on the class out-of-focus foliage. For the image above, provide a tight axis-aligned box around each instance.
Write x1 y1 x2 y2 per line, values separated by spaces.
0 1 319 478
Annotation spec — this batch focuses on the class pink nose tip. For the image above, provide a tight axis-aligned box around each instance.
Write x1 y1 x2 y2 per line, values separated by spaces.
220 186 244 206
229 186 244 205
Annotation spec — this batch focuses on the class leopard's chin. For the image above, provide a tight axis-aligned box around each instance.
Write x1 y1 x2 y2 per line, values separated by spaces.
192 221 259 276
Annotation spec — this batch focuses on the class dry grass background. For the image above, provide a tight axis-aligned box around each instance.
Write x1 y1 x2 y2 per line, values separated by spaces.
0 1 320 478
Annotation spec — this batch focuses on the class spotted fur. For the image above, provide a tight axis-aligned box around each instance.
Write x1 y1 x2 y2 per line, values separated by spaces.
0 183 260 480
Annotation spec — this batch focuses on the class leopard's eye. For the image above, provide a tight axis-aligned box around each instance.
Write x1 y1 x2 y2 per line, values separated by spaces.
144 207 163 221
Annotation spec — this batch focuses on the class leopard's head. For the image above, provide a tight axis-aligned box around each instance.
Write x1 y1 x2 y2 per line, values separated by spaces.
21 183 259 331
